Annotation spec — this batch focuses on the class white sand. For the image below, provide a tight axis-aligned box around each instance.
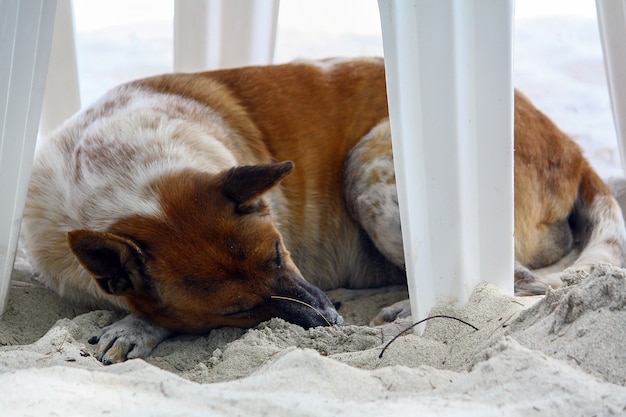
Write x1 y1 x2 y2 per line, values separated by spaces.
2 7 626 416
4 173 624 417
2 257 626 416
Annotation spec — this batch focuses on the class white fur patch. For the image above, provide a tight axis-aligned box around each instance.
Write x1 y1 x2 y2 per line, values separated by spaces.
574 195 626 267
21 85 238 307
39 86 237 227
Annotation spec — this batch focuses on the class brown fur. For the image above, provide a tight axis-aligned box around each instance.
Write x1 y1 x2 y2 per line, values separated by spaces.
138 60 387 239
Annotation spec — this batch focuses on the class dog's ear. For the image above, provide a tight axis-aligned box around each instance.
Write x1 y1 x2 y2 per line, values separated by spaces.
222 161 294 210
67 230 147 296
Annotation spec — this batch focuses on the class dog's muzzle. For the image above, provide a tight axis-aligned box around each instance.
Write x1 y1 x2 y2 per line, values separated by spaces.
271 274 343 328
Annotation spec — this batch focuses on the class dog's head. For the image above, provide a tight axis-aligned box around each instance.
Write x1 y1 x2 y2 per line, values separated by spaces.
67 161 343 333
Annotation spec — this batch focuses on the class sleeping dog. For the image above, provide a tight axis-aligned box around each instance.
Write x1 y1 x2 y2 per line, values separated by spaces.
21 57 626 364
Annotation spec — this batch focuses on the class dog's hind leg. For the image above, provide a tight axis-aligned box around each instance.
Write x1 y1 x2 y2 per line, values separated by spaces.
568 167 626 269
515 165 626 296
514 218 575 295
344 120 413 325
343 120 405 269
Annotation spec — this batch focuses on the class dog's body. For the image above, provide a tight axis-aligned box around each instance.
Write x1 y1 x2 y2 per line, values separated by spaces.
22 58 626 363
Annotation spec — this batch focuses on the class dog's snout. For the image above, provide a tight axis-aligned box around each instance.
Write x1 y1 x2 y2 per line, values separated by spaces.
272 274 343 328
274 298 343 328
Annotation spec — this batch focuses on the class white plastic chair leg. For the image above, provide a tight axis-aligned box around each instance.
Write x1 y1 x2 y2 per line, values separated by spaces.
174 0 280 72
39 0 81 136
378 0 514 330
0 0 57 316
596 0 626 174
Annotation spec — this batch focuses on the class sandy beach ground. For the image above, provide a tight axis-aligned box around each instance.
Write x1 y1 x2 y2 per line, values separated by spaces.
2 2 626 415
3 257 626 415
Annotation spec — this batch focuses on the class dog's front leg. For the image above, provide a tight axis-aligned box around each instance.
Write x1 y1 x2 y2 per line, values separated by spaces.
88 314 172 365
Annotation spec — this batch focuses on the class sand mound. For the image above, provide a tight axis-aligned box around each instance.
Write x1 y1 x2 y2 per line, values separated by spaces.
2 262 626 415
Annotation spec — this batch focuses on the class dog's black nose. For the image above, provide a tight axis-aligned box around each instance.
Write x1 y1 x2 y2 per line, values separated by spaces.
326 308 344 326
272 275 343 328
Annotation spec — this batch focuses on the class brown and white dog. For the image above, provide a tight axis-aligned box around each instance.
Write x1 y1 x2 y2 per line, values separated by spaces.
21 57 626 364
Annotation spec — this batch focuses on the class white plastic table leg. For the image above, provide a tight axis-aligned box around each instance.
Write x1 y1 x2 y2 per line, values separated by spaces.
174 0 280 72
377 0 514 330
39 0 81 136
596 0 626 174
0 0 57 316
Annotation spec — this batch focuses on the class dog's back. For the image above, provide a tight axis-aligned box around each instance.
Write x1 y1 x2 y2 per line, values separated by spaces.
134 58 403 290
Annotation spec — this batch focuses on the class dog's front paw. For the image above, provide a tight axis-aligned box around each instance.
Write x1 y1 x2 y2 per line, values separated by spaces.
370 298 411 326
89 314 171 365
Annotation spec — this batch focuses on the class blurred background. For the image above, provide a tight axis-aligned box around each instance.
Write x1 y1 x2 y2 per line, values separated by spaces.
70 0 619 179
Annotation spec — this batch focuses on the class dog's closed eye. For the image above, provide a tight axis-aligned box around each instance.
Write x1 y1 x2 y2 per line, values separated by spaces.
275 241 283 269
